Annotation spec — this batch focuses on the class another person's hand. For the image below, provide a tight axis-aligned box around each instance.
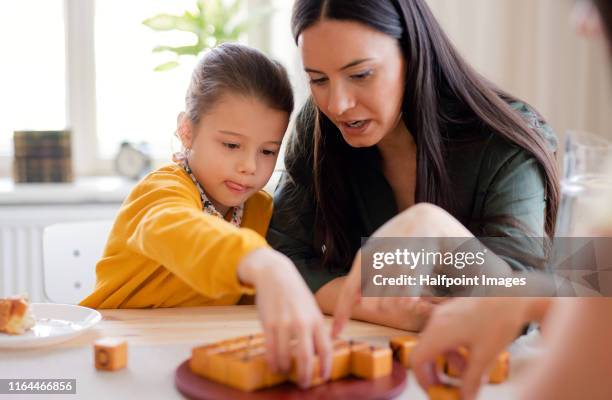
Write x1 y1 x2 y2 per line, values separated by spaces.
411 297 551 400
238 248 332 388
332 203 474 336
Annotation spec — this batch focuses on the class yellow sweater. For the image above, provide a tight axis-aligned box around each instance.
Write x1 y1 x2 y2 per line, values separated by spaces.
80 163 272 309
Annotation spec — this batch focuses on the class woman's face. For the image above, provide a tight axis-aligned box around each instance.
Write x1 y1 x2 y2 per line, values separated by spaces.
299 19 406 148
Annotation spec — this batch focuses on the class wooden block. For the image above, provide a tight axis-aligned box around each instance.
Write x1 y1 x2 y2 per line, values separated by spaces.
488 351 510 383
287 339 353 386
202 347 231 384
428 384 461 400
444 348 510 384
224 349 268 391
235 345 288 388
219 334 265 350
192 343 240 384
189 343 218 378
190 334 265 381
389 335 418 368
94 337 127 371
445 347 469 378
232 333 265 346
264 364 289 387
264 368 288 387
348 340 370 354
331 341 351 380
350 345 393 379
389 335 418 347
289 355 326 387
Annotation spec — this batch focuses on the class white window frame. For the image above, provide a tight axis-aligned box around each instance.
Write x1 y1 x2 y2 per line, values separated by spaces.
0 0 273 178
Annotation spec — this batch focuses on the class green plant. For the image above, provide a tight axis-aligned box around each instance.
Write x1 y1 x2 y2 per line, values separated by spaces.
143 0 271 71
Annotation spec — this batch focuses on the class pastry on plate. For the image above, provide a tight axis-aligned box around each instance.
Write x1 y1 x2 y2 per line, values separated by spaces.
0 296 36 335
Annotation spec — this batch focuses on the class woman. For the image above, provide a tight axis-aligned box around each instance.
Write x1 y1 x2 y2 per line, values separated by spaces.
269 0 559 331
405 2 612 400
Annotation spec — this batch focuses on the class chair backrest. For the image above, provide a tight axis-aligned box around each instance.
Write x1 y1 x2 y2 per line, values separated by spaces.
43 220 113 304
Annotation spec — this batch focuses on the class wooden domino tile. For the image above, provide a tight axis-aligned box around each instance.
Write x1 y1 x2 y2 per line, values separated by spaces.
238 345 289 388
190 334 266 388
330 340 351 381
189 342 217 379
350 344 393 379
224 347 270 391
288 339 353 386
488 351 510 383
428 384 461 400
444 347 468 378
389 335 418 368
444 347 510 384
289 355 326 387
189 335 394 392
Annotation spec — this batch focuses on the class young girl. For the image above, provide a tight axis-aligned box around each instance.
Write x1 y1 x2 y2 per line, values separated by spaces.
80 43 331 388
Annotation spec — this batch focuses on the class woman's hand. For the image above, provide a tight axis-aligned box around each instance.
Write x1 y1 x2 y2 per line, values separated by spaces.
332 203 474 336
314 276 437 333
411 297 551 400
238 248 332 389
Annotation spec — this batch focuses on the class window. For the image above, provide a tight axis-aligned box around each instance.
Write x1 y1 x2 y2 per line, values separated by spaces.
0 0 66 157
95 0 300 165
0 0 299 176
269 0 306 100
94 0 208 159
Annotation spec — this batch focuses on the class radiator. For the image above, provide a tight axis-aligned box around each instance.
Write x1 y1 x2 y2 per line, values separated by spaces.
0 204 121 301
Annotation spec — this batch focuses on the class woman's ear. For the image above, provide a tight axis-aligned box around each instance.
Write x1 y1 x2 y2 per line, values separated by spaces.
572 0 603 39
176 112 193 149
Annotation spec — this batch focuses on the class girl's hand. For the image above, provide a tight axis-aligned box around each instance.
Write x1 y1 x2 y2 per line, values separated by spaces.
332 203 474 336
410 297 551 400
238 248 332 389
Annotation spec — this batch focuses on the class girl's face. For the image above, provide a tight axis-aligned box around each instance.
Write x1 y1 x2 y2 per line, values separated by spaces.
299 19 406 148
179 93 288 214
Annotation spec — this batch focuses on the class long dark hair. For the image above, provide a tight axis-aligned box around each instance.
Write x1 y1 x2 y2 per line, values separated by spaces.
287 0 560 271
594 0 612 45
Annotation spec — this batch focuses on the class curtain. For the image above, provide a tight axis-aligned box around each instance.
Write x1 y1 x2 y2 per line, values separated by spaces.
427 0 612 142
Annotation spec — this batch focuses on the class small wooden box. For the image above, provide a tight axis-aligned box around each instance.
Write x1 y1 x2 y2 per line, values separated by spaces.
94 337 127 371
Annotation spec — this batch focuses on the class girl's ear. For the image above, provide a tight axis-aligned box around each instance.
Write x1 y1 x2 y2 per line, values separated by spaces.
176 112 193 149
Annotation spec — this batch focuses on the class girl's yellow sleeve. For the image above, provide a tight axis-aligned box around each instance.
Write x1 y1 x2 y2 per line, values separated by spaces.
124 171 267 299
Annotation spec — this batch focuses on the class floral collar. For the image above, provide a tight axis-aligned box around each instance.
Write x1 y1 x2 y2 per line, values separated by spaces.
178 159 243 227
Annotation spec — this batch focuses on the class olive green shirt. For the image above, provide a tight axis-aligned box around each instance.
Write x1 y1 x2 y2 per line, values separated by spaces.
267 102 557 293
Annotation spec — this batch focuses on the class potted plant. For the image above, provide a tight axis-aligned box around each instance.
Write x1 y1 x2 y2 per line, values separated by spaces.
143 0 272 71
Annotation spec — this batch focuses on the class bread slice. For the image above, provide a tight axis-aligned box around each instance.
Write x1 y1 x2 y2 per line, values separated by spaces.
0 296 35 335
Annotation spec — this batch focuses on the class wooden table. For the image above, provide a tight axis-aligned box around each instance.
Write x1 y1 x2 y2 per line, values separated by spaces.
0 306 535 399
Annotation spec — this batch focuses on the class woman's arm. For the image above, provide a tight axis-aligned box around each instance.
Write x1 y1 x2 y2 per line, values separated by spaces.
269 177 432 332
474 102 557 271
520 298 612 400
474 143 550 271
315 276 432 332
331 203 519 335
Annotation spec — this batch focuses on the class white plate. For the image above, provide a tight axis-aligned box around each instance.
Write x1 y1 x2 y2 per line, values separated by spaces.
0 303 101 349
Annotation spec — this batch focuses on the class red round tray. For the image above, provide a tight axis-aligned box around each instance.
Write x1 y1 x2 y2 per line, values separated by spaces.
175 359 407 400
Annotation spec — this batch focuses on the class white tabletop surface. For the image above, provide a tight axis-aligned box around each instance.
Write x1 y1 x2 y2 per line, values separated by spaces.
0 306 543 400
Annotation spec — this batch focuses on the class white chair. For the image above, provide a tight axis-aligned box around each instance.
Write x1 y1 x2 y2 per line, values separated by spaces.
42 220 113 304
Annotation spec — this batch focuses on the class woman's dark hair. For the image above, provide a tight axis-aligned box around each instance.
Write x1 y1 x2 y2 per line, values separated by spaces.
184 42 294 124
593 0 612 44
288 0 560 271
